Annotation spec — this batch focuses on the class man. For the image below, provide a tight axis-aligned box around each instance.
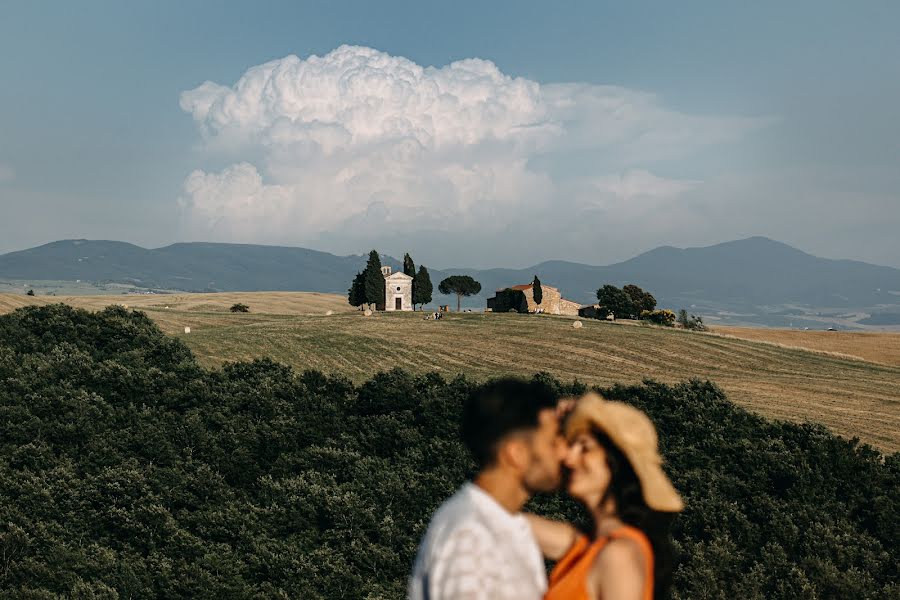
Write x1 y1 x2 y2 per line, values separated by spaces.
408 378 567 600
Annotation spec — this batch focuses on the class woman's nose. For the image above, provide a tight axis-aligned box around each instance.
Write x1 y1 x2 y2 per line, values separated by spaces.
563 445 579 468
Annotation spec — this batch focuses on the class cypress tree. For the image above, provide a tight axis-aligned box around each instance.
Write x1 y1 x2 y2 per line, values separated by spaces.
403 253 417 310
532 275 543 307
403 253 416 278
363 250 385 310
413 265 433 310
348 271 366 308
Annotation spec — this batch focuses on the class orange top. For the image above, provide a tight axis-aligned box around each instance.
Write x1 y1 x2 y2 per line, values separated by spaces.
545 526 654 600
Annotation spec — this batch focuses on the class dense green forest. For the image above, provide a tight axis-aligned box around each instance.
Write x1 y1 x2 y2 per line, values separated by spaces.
0 305 897 599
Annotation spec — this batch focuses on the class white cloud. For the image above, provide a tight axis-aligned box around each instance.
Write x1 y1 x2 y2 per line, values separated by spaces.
0 164 14 184
180 163 294 242
178 45 768 261
180 47 555 152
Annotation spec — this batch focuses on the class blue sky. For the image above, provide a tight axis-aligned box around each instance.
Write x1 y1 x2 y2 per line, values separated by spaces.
1 1 898 268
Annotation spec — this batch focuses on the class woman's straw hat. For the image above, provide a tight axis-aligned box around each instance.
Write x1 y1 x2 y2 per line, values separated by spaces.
565 393 684 512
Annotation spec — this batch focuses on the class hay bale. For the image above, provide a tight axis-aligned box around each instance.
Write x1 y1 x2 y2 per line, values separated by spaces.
572 320 582 329
363 309 373 317
184 326 191 334
325 310 333 316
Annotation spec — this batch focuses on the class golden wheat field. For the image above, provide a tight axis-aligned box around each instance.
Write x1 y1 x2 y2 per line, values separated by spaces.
2 292 898 453
0 291 352 318
712 326 900 367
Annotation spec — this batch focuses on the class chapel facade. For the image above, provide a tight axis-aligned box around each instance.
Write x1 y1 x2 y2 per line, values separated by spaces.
381 266 413 311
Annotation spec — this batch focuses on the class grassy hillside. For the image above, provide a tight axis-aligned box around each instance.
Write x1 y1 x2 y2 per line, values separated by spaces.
2 292 898 452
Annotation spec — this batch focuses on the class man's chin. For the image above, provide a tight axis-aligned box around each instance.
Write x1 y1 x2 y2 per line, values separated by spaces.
527 476 563 495
541 479 564 494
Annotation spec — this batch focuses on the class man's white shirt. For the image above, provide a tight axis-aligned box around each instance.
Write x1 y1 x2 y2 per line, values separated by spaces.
408 483 547 600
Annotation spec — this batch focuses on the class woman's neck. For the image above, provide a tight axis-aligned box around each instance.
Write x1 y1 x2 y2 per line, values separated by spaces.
591 499 624 538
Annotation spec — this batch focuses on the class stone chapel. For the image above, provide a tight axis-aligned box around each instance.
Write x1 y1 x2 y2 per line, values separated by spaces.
381 266 413 311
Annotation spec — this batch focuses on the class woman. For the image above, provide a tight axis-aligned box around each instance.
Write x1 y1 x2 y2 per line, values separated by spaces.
527 393 683 600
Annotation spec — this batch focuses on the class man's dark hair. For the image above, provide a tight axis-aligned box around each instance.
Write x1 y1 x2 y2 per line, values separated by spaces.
461 378 558 469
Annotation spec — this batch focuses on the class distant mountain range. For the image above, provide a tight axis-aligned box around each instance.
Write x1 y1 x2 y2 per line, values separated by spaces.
2 237 899 327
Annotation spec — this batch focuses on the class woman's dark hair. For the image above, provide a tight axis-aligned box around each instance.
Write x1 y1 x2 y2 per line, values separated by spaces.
590 427 676 600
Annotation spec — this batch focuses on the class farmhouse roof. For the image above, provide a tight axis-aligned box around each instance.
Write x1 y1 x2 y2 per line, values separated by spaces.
494 283 559 292
495 284 533 292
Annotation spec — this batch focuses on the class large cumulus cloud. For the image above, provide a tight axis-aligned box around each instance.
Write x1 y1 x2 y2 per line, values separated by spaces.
178 45 766 264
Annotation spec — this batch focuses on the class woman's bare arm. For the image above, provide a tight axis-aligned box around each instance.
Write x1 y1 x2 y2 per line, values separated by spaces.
524 514 579 561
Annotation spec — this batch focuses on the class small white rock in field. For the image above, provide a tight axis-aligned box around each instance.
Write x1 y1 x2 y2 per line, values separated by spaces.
325 310 333 316
572 320 583 329
184 327 191 334
363 309 373 317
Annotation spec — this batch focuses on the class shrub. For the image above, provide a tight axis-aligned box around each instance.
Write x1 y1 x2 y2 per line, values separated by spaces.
678 309 707 331
641 308 677 326
579 305 612 320
230 303 250 313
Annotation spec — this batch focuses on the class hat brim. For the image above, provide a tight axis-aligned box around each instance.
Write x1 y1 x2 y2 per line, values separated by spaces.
629 457 684 512
566 394 684 513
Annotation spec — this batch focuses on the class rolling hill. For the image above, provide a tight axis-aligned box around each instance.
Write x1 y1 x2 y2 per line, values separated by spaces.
3 291 896 452
3 237 899 326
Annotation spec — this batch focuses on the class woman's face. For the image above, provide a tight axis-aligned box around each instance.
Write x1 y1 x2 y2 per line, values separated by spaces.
564 432 612 509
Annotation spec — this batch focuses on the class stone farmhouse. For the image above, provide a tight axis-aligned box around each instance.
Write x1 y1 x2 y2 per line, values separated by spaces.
381 266 413 311
486 283 581 316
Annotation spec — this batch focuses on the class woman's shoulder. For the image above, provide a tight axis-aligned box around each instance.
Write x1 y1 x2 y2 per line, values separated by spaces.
609 524 652 545
603 525 652 566
595 534 647 568
586 527 650 596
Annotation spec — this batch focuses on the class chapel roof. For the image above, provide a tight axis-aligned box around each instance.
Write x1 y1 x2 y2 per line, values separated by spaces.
384 271 414 280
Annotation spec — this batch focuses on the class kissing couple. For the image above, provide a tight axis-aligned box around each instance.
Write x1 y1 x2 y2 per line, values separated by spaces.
408 378 683 600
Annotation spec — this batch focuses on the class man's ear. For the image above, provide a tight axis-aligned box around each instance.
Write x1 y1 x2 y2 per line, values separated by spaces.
498 436 530 473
